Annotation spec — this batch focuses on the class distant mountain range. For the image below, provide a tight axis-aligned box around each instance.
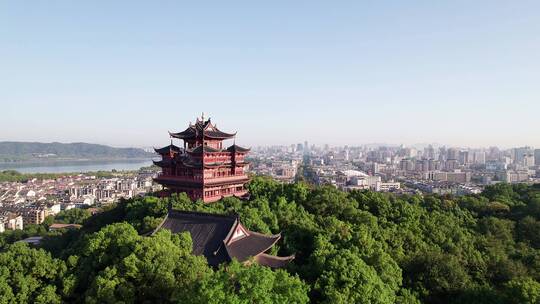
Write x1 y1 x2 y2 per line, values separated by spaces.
0 142 154 163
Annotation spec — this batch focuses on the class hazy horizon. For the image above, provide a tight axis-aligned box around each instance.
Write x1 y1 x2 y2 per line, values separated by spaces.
2 1 539 148
0 140 536 152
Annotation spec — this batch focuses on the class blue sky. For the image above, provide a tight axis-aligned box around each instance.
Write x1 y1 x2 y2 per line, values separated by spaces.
1 1 539 148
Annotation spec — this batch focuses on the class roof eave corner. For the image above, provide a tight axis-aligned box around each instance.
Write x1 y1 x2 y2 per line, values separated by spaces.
223 217 240 245
254 253 296 268
149 211 169 236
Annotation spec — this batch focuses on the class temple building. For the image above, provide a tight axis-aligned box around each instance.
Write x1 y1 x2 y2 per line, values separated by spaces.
153 209 295 268
154 114 250 203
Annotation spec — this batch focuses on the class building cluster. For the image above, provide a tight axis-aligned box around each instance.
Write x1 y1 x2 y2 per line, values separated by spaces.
248 146 303 183
0 170 158 232
2 132 539 235
393 146 540 193
248 143 404 193
0 212 23 233
250 143 540 195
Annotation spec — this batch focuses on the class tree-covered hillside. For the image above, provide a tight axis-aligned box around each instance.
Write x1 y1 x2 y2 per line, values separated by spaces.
0 141 153 162
1 179 540 303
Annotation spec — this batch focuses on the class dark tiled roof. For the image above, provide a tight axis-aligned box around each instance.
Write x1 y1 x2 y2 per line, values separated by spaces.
254 253 295 268
179 157 202 168
153 210 292 268
153 159 173 168
226 145 251 153
156 210 237 266
203 130 236 139
203 162 226 168
154 144 182 154
170 118 236 140
225 230 281 262
188 145 222 154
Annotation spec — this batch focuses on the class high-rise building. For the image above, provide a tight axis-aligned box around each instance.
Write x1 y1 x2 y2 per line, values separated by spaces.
415 159 430 172
447 148 459 161
290 144 296 153
503 171 529 183
446 159 459 171
459 151 470 165
473 151 486 164
154 114 250 203
438 147 447 162
428 159 440 171
400 159 414 171
424 145 435 160
447 172 471 183
523 154 535 167
513 147 533 164
535 149 540 166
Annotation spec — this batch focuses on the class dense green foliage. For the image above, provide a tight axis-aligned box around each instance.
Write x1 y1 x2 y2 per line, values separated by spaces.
54 208 92 225
0 223 49 250
1 178 540 303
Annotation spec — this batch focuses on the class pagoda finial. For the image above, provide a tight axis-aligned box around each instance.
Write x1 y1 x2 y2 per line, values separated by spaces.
201 112 205 122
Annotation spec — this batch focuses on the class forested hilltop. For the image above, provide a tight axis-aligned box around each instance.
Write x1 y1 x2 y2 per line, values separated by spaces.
0 141 153 162
1 178 540 303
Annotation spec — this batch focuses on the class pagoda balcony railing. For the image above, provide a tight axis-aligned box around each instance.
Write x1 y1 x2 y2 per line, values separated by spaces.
204 157 246 163
205 157 233 163
156 174 203 182
205 189 248 199
204 175 249 185
156 174 248 185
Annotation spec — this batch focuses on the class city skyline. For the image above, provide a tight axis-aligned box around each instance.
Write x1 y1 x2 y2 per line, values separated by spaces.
2 1 540 148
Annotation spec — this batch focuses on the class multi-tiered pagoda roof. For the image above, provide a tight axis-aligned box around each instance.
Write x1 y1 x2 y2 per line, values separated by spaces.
169 118 236 140
154 144 182 155
153 114 251 203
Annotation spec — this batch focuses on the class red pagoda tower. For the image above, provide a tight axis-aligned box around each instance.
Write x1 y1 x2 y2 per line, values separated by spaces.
154 114 250 203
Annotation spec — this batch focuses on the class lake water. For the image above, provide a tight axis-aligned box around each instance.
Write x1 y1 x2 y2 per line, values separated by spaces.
0 159 154 174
